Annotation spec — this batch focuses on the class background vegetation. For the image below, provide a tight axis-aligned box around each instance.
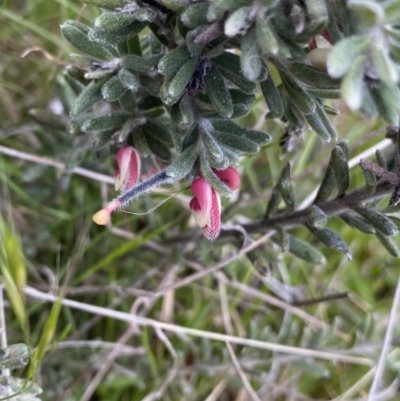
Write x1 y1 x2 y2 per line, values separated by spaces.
0 0 400 400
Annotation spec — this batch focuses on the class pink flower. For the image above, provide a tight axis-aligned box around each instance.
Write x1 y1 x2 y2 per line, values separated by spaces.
114 146 141 191
189 167 240 240
214 166 241 191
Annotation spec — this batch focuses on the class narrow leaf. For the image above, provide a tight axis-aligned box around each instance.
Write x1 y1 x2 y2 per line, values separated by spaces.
307 225 352 260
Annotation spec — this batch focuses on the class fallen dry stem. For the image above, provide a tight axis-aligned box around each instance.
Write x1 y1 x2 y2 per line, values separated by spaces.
25 286 372 366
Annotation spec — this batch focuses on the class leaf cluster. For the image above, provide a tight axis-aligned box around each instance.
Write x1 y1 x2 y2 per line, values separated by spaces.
28 0 400 256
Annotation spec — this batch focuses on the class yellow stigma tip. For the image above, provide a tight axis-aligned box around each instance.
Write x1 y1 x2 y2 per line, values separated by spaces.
92 210 110 225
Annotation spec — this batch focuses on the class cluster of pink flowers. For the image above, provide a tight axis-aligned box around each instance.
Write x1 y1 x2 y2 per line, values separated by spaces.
93 145 241 240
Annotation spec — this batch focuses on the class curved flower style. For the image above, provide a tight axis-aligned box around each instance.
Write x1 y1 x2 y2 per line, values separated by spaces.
114 145 141 191
190 167 241 240
93 145 141 226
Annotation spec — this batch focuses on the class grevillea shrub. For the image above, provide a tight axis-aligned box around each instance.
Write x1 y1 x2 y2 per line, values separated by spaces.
33 0 400 258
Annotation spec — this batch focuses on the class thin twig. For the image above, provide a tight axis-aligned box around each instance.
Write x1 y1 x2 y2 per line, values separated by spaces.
368 276 400 400
24 286 373 366
0 144 114 184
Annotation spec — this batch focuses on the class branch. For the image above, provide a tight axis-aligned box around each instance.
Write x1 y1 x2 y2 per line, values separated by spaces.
222 181 395 237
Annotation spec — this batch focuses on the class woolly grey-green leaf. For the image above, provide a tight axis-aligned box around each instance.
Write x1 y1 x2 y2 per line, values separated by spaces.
314 167 336 203
146 135 171 162
181 2 209 28
202 129 225 165
376 149 387 169
94 12 138 31
139 75 161 96
169 56 199 97
133 7 158 23
131 127 150 157
330 146 350 195
207 0 250 21
305 109 332 142
82 112 127 133
371 41 399 85
211 119 270 145
229 89 256 107
143 118 172 145
204 64 233 118
55 76 76 114
256 13 278 55
284 234 326 264
360 161 377 193
277 163 295 213
70 53 98 68
282 94 303 127
327 34 372 78
241 28 262 81
307 225 352 260
340 212 376 234
224 6 253 37
316 101 338 141
212 52 257 94
137 96 163 111
70 77 107 118
88 21 147 46
323 104 340 116
377 81 400 114
118 68 139 91
121 54 155 72
81 0 130 9
348 0 383 28
101 75 127 102
265 187 281 218
306 87 341 99
91 129 116 150
200 153 232 197
243 129 271 146
84 68 115 80
276 227 289 252
115 117 145 142
158 46 191 80
341 54 366 110
61 21 112 60
182 123 199 149
376 231 400 257
369 84 399 125
305 0 328 20
273 58 316 114
289 62 339 90
0 343 29 370
260 71 283 119
384 0 400 24
170 103 183 151
118 91 136 112
220 146 241 166
308 205 327 228
166 143 198 179
352 206 398 236
160 77 181 106
213 131 259 154
337 140 350 159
